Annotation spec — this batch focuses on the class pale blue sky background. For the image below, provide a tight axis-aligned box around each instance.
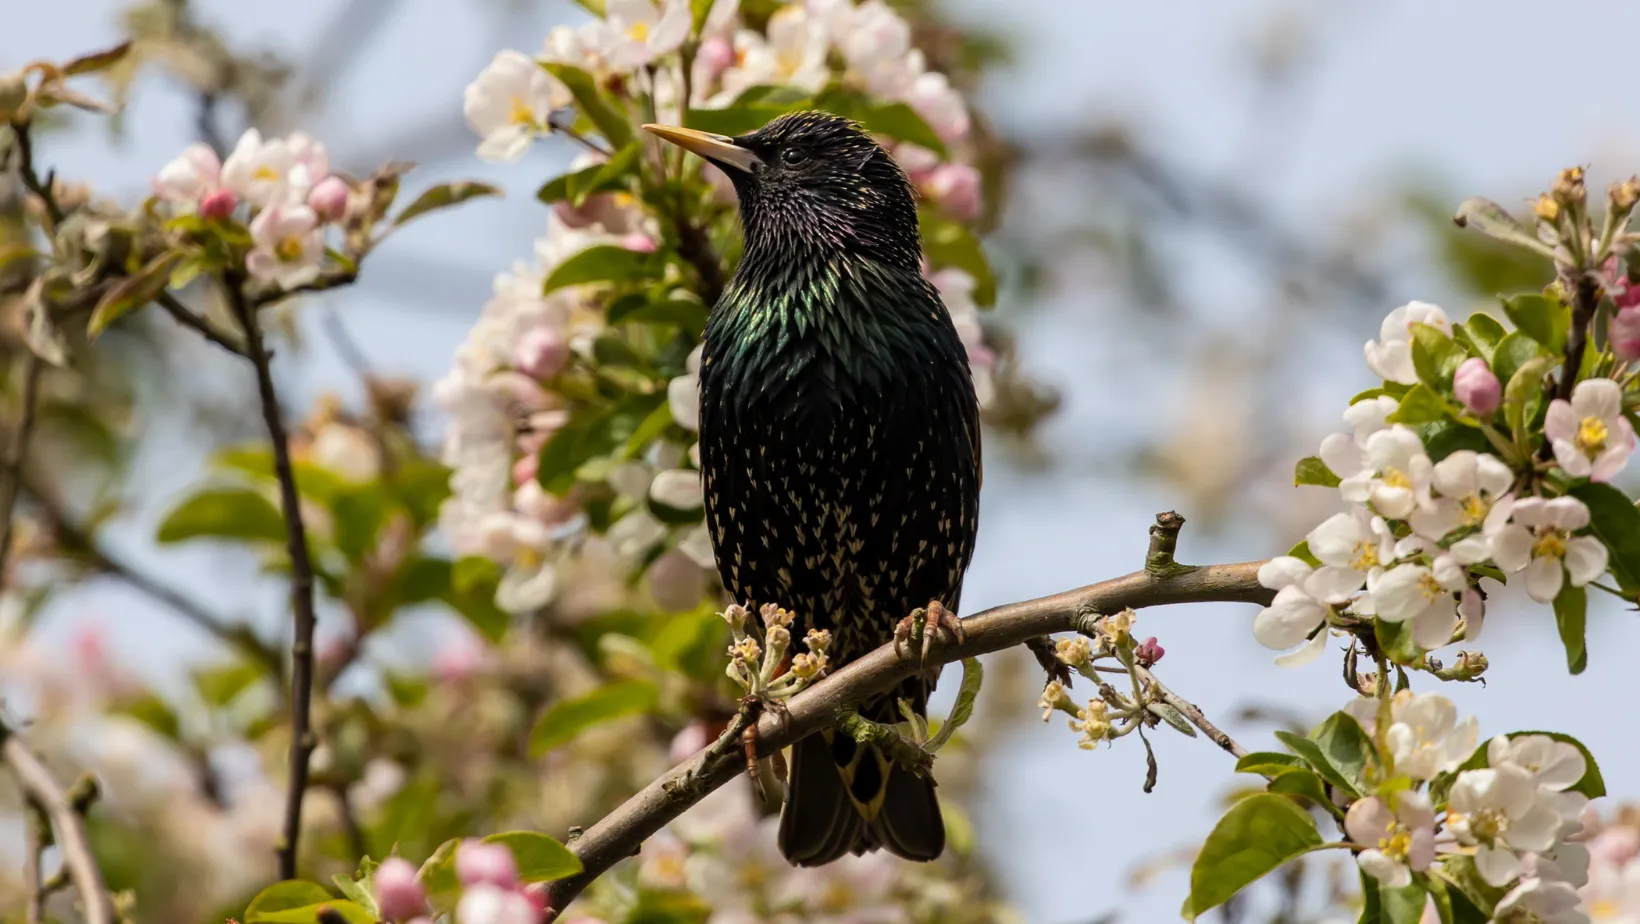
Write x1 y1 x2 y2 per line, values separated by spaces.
10 2 1640 922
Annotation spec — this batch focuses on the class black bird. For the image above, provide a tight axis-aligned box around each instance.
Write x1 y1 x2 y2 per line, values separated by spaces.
643 112 982 867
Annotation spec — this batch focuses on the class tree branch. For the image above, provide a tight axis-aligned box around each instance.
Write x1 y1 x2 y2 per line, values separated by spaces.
12 123 66 228
543 554 1271 913
1 722 113 924
0 353 45 587
226 274 321 881
1134 665 1247 759
155 291 247 355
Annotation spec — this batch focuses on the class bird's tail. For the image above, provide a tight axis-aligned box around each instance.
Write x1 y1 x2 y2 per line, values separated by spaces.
777 689 944 866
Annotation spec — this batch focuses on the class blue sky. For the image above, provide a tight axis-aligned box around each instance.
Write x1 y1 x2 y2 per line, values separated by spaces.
10 1 1640 921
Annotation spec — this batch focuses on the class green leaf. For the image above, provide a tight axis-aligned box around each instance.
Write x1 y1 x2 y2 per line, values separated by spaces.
1185 793 1323 918
926 657 983 751
1286 540 1321 568
1410 322 1465 390
542 245 663 294
536 142 641 207
1309 711 1377 793
193 660 264 707
544 63 634 149
732 84 813 106
1503 354 1555 449
1418 420 1494 461
530 680 659 756
1501 293 1569 353
89 251 182 337
609 296 710 336
394 181 501 227
920 212 997 306
329 857 378 920
1490 331 1546 391
1387 384 1451 424
453 556 504 596
537 393 666 494
1379 879 1429 924
572 0 606 14
1569 482 1640 594
331 485 389 565
1434 855 1507 919
685 103 806 136
624 400 680 458
1458 313 1507 363
690 0 715 33
418 838 460 897
1293 456 1340 487
650 610 726 679
157 488 286 545
1448 731 1606 799
63 41 133 75
1553 582 1588 674
1234 751 1306 778
117 693 182 740
251 901 376 924
1452 197 1557 259
244 882 335 920
483 831 583 882
1265 769 1339 816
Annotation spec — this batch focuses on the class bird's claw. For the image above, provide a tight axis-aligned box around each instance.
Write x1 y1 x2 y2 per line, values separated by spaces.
736 693 790 801
894 600 965 667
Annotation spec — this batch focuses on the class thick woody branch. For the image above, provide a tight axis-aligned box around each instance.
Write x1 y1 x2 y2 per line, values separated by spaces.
543 550 1271 913
2 723 113 924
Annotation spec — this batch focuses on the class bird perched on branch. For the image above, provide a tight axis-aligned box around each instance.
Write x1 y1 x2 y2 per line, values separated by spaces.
643 111 981 867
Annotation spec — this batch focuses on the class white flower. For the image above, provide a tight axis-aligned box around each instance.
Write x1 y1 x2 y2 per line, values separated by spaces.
715 6 831 104
1363 300 1452 385
650 469 703 509
1546 379 1637 482
669 344 703 431
903 61 970 142
478 514 558 614
220 128 328 208
152 143 221 204
837 1 913 93
1409 450 1515 542
1318 395 1400 478
1343 690 1477 780
1345 791 1436 887
1495 872 1586 924
593 0 691 71
1337 425 1432 518
246 205 324 290
1369 557 1468 649
677 524 716 569
1251 557 1337 665
1489 496 1609 603
455 883 540 924
1449 764 1567 886
1306 508 1396 600
1489 735 1588 795
464 50 564 163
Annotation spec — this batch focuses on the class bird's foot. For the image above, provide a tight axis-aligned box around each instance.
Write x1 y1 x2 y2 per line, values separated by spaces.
735 692 792 801
894 600 966 668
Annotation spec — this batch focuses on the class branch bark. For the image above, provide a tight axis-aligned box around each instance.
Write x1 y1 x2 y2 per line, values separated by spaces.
2 724 113 924
0 353 45 588
543 556 1271 913
227 275 321 881
1135 664 1247 759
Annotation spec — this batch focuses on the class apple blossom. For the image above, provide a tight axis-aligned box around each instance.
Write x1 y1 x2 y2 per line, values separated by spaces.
926 163 983 221
1545 379 1636 482
464 50 564 163
904 63 971 142
1134 636 1165 666
1611 306 1640 362
1369 556 1467 649
1454 356 1502 416
649 469 703 510
1345 791 1435 887
618 232 657 253
1363 300 1452 385
152 142 221 205
1344 690 1477 779
1408 449 1514 543
456 840 520 889
306 175 349 222
594 0 691 70
1489 496 1609 603
246 204 324 290
1306 507 1396 600
514 326 570 380
456 884 541 924
1449 764 1567 886
1251 557 1338 665
1336 425 1433 518
373 857 428 922
199 189 238 221
715 6 832 104
221 128 327 208
1490 734 1588 793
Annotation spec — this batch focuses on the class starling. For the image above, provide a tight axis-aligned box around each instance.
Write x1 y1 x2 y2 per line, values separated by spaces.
643 112 981 867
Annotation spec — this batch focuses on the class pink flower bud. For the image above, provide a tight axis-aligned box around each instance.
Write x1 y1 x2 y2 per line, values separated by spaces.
1453 357 1501 416
455 840 519 889
619 232 658 253
1134 637 1165 667
522 882 551 918
373 857 428 922
199 188 238 221
307 175 350 222
514 327 570 380
434 636 488 685
696 37 734 81
1612 306 1640 361
925 164 982 221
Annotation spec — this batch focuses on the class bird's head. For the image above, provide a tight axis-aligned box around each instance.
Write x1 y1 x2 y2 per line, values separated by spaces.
643 110 922 270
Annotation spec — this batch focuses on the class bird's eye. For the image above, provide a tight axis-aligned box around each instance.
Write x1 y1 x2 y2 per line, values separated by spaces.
780 148 808 166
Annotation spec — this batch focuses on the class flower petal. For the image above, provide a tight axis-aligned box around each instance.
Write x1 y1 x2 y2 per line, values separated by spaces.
1272 630 1328 667
1474 844 1522 887
1523 555 1565 603
1563 536 1609 587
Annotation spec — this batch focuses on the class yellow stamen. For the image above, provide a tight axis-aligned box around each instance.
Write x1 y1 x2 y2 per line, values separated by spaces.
253 165 280 182
1350 541 1380 572
1533 530 1568 560
1417 572 1443 602
1381 467 1412 490
626 20 650 41
274 237 304 263
1458 494 1489 526
1577 416 1610 455
1378 829 1412 861
508 95 536 126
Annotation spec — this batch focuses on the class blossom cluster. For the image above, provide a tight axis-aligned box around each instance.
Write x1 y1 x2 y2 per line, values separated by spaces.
1326 691 1595 922
438 0 1007 619
152 128 353 290
1254 297 1633 669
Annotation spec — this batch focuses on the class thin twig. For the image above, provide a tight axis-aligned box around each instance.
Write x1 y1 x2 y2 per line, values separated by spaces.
156 291 246 355
0 353 45 587
227 273 321 881
1557 273 1601 403
12 123 66 228
543 553 1272 911
1 723 113 924
252 270 359 309
25 803 45 923
1134 664 1248 759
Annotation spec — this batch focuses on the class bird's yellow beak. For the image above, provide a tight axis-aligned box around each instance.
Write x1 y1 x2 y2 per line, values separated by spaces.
642 124 763 173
